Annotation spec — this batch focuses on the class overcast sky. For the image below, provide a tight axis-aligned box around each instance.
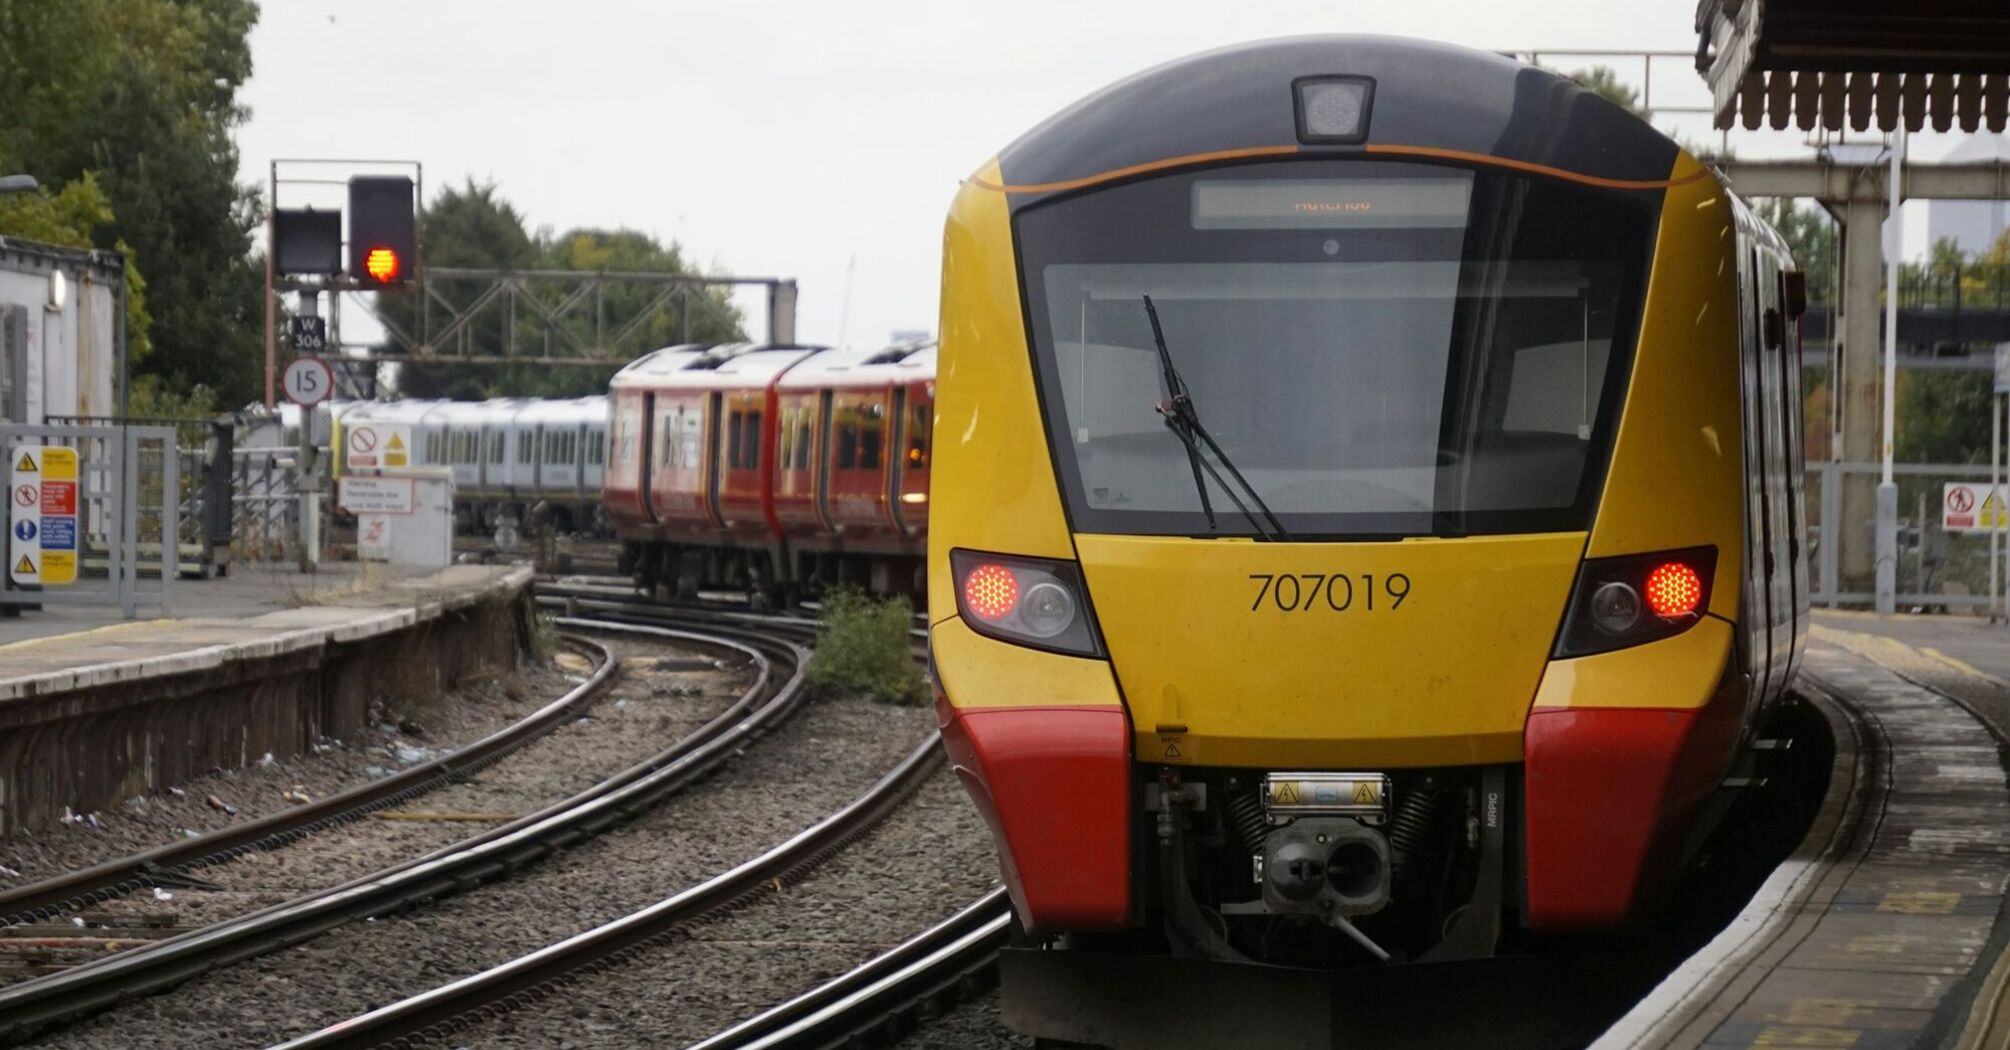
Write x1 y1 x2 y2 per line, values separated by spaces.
235 1 1975 352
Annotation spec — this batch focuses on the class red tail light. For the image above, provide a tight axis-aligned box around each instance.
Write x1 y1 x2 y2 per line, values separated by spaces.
1643 563 1703 618
950 549 1104 657
1553 547 1717 658
963 563 1020 621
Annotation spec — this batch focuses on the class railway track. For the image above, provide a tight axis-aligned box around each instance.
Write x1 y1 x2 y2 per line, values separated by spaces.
0 635 619 927
685 888 1011 1050
264 595 959 1050
273 732 946 1049
0 616 807 1043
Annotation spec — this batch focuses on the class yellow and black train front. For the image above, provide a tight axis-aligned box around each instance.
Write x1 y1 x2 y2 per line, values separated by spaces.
930 36 1803 969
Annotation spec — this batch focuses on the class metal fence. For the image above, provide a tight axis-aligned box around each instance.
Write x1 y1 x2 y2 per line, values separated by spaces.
0 423 174 617
1807 459 2010 611
47 415 233 578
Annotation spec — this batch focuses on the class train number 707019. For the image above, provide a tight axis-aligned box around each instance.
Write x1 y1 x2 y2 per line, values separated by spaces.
1248 573 1410 612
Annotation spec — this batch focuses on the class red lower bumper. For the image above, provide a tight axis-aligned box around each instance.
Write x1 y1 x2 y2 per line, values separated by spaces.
937 700 1132 935
1522 680 1744 929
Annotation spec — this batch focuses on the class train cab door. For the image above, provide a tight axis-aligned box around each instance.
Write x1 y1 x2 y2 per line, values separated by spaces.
1738 237 1776 719
705 391 727 528
814 389 837 533
886 386 911 534
895 383 931 535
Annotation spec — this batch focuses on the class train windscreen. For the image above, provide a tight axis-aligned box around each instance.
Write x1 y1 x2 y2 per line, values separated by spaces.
1017 160 1659 538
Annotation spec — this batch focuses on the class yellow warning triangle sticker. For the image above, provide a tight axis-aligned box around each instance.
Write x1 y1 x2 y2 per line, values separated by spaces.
1273 780 1299 804
387 434 405 450
14 555 34 574
1163 741 1182 758
14 453 34 472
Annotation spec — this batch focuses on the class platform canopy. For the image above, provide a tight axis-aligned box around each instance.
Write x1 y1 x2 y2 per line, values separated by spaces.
1697 0 2010 132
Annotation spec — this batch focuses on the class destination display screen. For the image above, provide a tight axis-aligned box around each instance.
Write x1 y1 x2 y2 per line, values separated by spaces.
1191 176 1473 230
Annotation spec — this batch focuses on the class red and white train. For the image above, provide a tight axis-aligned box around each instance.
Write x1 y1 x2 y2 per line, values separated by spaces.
603 340 935 601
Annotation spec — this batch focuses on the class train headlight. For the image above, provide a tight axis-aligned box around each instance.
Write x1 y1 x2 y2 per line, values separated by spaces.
1589 582 1643 636
1553 547 1717 658
951 549 1104 657
1294 76 1375 144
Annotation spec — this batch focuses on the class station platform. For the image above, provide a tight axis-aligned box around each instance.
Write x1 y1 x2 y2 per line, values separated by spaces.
0 561 535 835
1601 617 2010 1049
0 562 531 701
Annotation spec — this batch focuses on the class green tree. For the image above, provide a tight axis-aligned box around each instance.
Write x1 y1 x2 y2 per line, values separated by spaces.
1567 67 1643 115
0 0 264 408
380 180 744 400
1755 198 1837 307
1895 370 1992 465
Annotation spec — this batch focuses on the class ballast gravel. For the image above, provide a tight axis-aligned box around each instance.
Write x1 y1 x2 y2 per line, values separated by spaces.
447 765 1000 1048
0 660 576 890
36 687 936 1049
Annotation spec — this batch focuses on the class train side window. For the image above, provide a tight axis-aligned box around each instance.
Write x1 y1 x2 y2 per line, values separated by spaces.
490 432 504 464
744 411 762 470
726 409 745 470
425 432 440 462
796 417 814 470
518 433 533 465
907 402 930 467
590 430 604 466
778 409 796 471
837 420 858 469
859 420 883 470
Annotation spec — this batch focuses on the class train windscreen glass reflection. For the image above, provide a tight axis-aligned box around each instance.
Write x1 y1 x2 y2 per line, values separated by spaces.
1020 164 1657 537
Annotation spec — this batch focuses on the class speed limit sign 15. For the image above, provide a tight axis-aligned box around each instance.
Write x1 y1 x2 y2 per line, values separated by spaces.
283 356 335 407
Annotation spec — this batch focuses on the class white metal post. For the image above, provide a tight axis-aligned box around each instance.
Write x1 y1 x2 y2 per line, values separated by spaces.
1992 390 2002 620
1875 130 1905 614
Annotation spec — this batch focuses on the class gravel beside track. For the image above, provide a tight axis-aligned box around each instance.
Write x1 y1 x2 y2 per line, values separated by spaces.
446 766 999 1049
35 689 935 1049
8 640 746 948
0 662 578 891
896 988 1028 1050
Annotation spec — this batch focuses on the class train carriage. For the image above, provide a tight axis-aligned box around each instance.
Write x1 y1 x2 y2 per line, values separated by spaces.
605 340 935 600
926 33 1809 1014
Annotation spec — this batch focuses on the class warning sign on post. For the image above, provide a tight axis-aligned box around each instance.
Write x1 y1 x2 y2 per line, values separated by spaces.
345 424 412 470
338 476 416 515
1943 482 2009 532
10 446 79 585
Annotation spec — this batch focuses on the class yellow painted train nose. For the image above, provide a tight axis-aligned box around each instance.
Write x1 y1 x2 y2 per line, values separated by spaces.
1073 531 1588 769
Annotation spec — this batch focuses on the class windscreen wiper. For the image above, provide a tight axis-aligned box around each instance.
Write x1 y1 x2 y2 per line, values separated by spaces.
1141 296 1288 540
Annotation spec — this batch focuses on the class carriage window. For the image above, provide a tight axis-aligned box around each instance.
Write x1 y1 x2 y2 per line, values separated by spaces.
518 433 532 464
589 429 604 466
836 421 858 468
859 421 882 470
907 402 930 468
489 432 504 463
726 409 744 470
795 416 814 469
778 409 797 471
742 411 762 470
425 432 440 462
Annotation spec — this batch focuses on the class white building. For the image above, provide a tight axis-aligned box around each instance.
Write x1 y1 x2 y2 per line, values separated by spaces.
1925 135 2010 258
0 238 121 424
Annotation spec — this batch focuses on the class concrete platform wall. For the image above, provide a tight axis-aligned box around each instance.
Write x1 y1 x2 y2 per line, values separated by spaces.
0 574 534 835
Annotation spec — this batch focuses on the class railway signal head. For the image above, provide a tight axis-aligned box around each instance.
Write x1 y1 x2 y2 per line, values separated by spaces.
347 175 416 286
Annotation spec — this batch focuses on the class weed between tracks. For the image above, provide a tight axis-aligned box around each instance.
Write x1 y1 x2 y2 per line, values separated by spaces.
806 589 928 706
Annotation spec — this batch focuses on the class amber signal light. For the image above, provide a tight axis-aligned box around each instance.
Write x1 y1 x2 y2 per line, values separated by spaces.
1644 562 1703 618
363 247 401 283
